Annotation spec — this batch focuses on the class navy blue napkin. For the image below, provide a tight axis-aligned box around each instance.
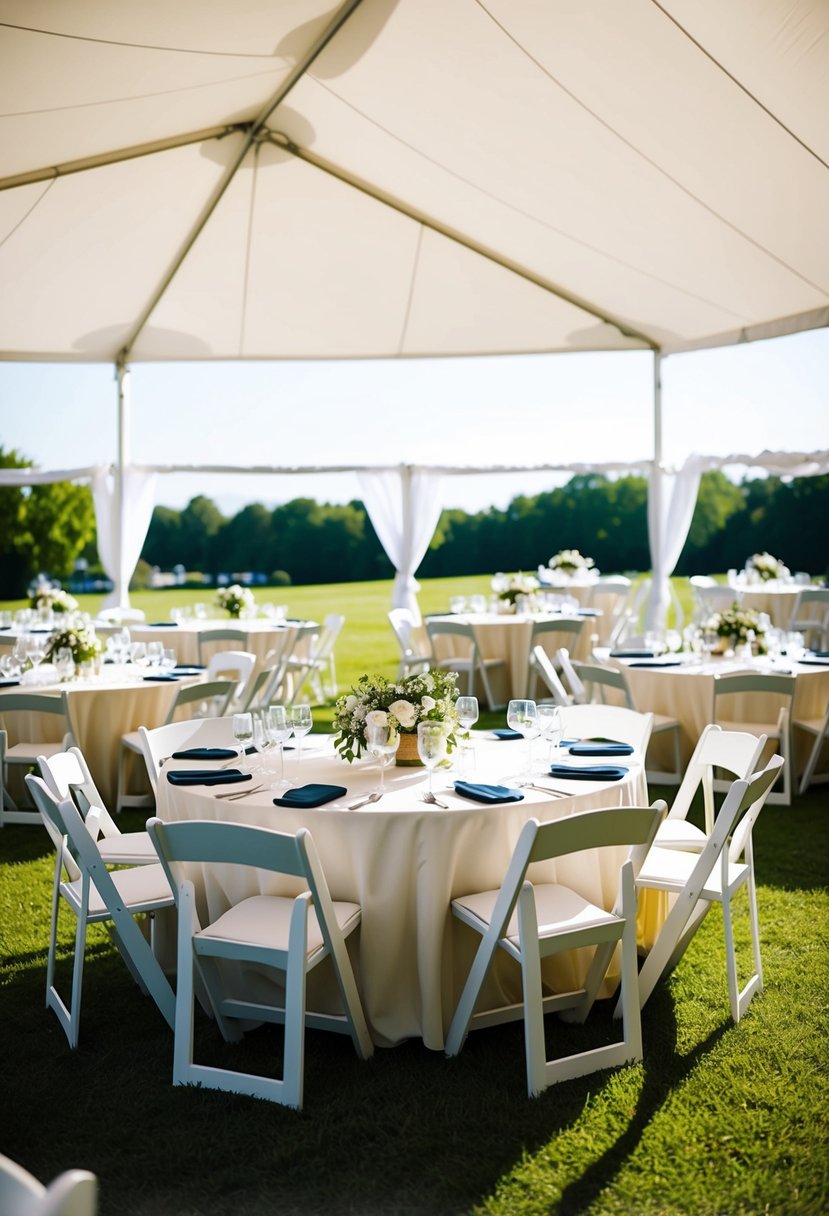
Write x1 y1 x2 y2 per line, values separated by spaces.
492 728 523 740
549 764 629 781
0 678 20 687
173 665 206 674
147 621 178 627
171 747 237 761
627 659 683 668
577 608 601 617
808 650 829 658
30 628 53 633
143 674 179 682
274 784 346 808
166 769 252 786
0 625 10 631
454 781 524 803
798 657 829 667
569 742 634 757
610 649 655 658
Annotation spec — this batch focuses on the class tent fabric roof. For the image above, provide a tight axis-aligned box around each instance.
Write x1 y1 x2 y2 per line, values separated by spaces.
1 0 827 364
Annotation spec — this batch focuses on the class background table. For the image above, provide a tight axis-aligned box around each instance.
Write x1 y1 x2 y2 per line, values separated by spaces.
128 619 316 675
156 735 651 1049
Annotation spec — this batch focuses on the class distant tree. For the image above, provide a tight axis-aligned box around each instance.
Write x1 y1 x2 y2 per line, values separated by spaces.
179 496 225 574
0 447 96 597
143 505 182 569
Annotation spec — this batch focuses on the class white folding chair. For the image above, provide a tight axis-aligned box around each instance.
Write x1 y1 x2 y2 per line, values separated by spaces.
146 816 374 1109
138 717 239 797
426 619 506 710
38 747 157 865
560 651 682 785
204 649 256 708
691 582 741 622
445 804 664 1096
653 724 766 851
25 775 176 1048
196 627 249 664
0 691 74 825
528 645 572 707
388 608 431 679
795 697 829 794
711 672 795 805
0 1152 97 1216
628 755 784 1023
289 613 345 703
115 678 235 812
557 702 654 755
788 588 829 650
526 619 585 699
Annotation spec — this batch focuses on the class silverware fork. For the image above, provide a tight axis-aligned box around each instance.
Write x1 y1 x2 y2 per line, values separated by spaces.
420 790 449 808
347 791 383 810
213 783 264 800
527 782 571 798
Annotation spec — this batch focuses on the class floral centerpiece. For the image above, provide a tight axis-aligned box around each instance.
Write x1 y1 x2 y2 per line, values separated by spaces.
706 605 767 654
45 623 103 666
30 585 78 614
548 549 595 576
216 583 255 618
491 571 539 611
746 552 789 583
333 669 460 764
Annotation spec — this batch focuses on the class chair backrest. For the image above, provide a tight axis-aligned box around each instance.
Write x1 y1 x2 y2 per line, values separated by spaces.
426 618 478 660
482 804 665 944
666 724 767 831
203 649 256 702
688 575 716 589
712 672 796 721
388 608 417 654
558 703 654 753
728 754 785 863
138 717 238 791
96 606 145 623
530 618 585 643
197 628 249 663
26 771 81 883
0 690 71 722
0 1153 97 1216
789 587 829 635
694 585 741 617
556 648 586 703
529 646 572 706
37 746 110 824
572 661 635 709
314 613 345 660
166 679 236 721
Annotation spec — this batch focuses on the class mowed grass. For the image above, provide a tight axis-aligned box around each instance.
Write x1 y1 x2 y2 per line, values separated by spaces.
1 575 826 1215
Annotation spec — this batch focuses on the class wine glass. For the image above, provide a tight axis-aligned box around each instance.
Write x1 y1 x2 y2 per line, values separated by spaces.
536 704 563 763
266 705 293 790
455 695 478 776
232 712 254 770
365 720 400 794
289 705 313 768
160 648 177 675
130 642 148 674
417 722 448 796
146 641 164 668
506 699 540 786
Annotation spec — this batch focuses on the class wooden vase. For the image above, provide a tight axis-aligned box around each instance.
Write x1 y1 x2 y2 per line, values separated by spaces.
396 732 423 767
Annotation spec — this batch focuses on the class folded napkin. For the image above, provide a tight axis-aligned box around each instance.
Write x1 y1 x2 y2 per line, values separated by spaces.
568 742 634 757
549 764 629 782
492 728 524 740
0 625 10 631
453 781 524 804
143 674 179 682
0 678 20 687
808 650 829 658
173 665 206 674
610 649 655 658
29 628 53 633
274 784 346 808
798 657 829 667
147 621 179 627
166 769 252 787
170 747 237 761
577 608 601 617
627 659 683 668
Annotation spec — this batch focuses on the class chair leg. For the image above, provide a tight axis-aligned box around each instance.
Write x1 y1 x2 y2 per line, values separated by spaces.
517 886 547 1097
282 902 309 1110
173 883 197 1087
798 729 824 795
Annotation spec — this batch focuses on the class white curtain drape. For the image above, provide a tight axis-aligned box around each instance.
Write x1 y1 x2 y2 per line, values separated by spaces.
358 465 445 624
645 460 705 632
91 464 158 608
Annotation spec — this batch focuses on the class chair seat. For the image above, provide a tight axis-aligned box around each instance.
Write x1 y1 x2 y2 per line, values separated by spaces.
63 862 173 919
795 716 824 736
6 740 66 762
653 819 707 850
120 729 143 754
453 882 618 947
652 713 680 732
196 894 362 958
637 845 748 899
716 718 781 739
98 831 156 865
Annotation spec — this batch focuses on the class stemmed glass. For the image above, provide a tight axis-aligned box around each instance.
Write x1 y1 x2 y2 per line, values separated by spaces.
289 705 313 768
365 720 400 794
506 698 540 787
417 722 448 796
536 704 563 764
266 705 293 790
455 695 478 777
160 648 177 675
130 642 148 675
232 712 254 771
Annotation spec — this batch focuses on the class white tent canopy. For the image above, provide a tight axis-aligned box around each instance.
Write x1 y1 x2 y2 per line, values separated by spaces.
1 2 827 612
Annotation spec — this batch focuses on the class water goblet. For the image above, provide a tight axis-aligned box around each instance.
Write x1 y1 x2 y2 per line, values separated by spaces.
417 721 448 796
160 648 177 675
232 712 254 770
130 642 148 674
266 705 294 790
289 705 313 768
365 720 400 793
536 704 563 763
506 698 540 786
455 695 478 775
146 641 164 668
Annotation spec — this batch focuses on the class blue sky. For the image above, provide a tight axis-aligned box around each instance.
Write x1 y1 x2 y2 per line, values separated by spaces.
0 327 826 515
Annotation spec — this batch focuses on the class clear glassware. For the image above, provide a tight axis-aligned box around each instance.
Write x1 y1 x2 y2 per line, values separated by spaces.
536 704 563 763
266 705 293 790
417 721 448 795
160 648 177 674
506 698 540 786
232 712 254 770
289 705 313 767
365 720 400 793
129 642 147 673
146 641 164 668
455 695 479 776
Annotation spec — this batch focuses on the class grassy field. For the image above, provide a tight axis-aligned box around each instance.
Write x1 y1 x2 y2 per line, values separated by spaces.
1 574 826 1215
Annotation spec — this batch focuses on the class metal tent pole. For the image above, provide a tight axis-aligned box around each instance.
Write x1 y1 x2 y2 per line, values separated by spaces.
115 361 130 608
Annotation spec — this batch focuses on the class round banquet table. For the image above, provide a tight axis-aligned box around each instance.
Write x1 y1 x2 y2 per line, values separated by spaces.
726 583 812 630
604 651 829 772
128 619 318 679
155 734 655 1050
0 670 201 806
427 612 598 701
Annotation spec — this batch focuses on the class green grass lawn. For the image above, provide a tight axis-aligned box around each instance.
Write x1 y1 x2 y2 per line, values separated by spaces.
1 575 826 1215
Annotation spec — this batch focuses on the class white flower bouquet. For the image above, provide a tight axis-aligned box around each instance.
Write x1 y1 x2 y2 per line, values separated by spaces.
491 571 539 608
216 583 255 618
548 549 595 575
706 605 767 653
747 552 789 583
45 623 102 665
30 585 78 614
333 669 460 762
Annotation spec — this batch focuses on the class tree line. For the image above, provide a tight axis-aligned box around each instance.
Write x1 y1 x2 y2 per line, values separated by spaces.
1 440 828 597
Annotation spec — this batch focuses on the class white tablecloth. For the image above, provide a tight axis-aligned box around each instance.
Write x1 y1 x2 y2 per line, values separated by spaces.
156 735 654 1049
727 583 808 629
128 619 316 677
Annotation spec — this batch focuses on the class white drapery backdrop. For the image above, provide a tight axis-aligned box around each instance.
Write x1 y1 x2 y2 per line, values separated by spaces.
90 465 158 610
